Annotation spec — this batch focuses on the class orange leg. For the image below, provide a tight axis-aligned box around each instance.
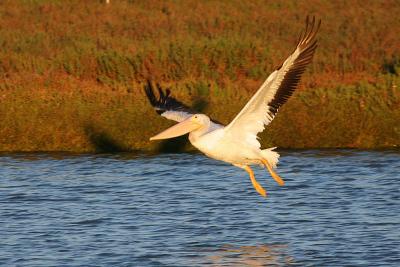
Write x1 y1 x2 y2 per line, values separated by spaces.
243 165 267 197
261 159 285 186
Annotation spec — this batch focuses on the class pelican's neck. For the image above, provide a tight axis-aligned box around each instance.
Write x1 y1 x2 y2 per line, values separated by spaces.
188 122 211 143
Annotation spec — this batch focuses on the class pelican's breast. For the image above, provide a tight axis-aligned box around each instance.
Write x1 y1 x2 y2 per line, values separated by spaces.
190 128 249 164
189 128 225 157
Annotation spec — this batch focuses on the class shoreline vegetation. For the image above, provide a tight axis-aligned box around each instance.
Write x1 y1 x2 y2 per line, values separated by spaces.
0 0 399 152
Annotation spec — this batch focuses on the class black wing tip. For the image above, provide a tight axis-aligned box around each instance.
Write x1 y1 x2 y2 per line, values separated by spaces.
294 15 321 64
143 80 193 113
143 80 162 109
269 16 321 115
296 15 321 50
144 80 157 106
305 15 322 31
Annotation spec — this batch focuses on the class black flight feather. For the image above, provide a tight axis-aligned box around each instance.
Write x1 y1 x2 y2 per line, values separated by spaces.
268 16 321 116
144 81 194 115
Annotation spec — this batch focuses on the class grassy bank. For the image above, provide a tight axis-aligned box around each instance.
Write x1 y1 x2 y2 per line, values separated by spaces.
0 0 399 151
1 75 398 152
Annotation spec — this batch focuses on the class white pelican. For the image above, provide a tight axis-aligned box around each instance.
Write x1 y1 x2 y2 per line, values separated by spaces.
145 17 320 197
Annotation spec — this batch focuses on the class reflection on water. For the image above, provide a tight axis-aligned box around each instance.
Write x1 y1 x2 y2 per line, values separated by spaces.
206 244 294 266
1 149 400 266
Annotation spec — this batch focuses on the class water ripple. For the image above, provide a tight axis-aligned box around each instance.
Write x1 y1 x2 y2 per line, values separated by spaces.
0 150 399 266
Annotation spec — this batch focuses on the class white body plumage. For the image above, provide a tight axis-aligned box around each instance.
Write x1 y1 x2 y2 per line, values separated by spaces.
188 118 279 168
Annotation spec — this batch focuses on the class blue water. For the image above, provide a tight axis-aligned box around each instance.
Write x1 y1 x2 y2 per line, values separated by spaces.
1 150 399 266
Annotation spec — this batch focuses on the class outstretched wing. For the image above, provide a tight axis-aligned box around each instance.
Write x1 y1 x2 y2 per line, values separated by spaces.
224 16 320 148
144 81 195 123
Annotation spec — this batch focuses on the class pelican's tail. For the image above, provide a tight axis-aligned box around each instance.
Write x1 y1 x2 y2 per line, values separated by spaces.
261 147 280 168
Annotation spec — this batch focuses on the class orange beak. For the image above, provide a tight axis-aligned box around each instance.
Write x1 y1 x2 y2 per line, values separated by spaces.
150 118 201 140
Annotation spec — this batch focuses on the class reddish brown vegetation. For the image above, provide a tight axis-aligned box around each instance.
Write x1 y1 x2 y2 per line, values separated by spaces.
0 0 399 151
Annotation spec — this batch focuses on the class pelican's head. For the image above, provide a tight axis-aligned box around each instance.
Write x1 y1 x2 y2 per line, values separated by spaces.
150 114 209 141
190 114 210 125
